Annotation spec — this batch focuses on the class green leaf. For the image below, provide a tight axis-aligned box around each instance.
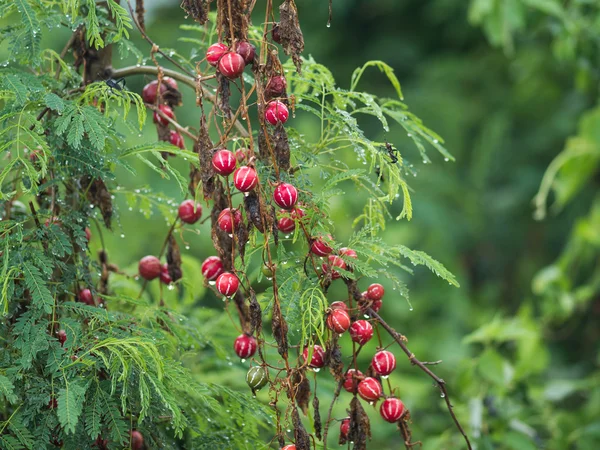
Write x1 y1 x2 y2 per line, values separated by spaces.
397 245 460 287
57 380 88 434
44 93 65 113
21 262 53 313
13 0 41 64
350 60 403 100
0 375 18 403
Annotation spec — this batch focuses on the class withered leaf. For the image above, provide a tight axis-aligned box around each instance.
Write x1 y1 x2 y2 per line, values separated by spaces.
292 369 310 415
236 218 249 262
197 115 216 199
278 0 304 73
273 123 291 172
166 234 183 282
244 191 264 233
327 341 344 382
313 395 322 440
217 0 248 41
249 291 262 335
188 166 202 197
217 72 231 118
163 83 183 108
272 300 288 359
180 0 210 25
349 397 371 450
292 406 311 450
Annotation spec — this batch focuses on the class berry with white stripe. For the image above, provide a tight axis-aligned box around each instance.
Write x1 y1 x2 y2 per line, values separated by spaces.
371 350 397 376
152 104 174 126
201 256 224 280
343 368 363 393
311 236 333 257
322 255 346 280
217 208 242 233
216 272 239 297
372 298 383 313
206 43 228 66
330 301 348 312
246 366 268 391
339 247 358 259
178 200 202 224
235 41 256 64
349 320 373 346
273 183 298 209
78 288 94 306
302 344 326 369
265 100 289 125
357 377 382 402
138 255 161 280
366 283 385 301
212 149 237 176
380 397 405 423
340 418 350 439
234 334 257 359
169 130 185 149
233 166 259 192
218 52 245 79
277 211 295 233
326 309 351 333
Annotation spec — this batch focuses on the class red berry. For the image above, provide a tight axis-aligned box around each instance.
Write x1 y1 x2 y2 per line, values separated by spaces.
142 78 178 103
178 199 202 224
160 263 172 285
291 208 306 220
153 104 174 126
234 334 257 359
235 148 249 163
380 397 405 423
218 52 246 79
272 23 281 43
357 377 382 402
57 330 67 346
85 227 92 242
281 446 295 450
131 430 144 450
340 418 350 439
302 344 326 369
48 397 58 409
265 100 289 125
277 213 295 233
311 236 333 257
201 256 224 280
233 166 258 192
343 369 364 393
349 320 373 346
217 208 242 233
163 77 178 90
322 255 346 280
78 288 94 306
169 130 185 149
236 41 256 64
326 309 351 333
206 42 229 66
273 183 298 209
339 247 358 259
216 272 239 297
371 298 383 313
330 301 348 312
372 350 396 376
138 255 162 280
265 75 287 98
212 149 237 176
366 283 384 301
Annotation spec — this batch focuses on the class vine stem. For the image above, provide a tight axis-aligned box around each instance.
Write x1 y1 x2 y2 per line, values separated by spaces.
368 308 473 450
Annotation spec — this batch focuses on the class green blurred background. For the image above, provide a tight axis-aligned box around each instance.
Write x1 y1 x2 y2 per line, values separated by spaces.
38 1 600 448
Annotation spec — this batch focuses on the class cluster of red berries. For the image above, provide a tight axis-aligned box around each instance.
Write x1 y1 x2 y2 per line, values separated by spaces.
138 255 174 285
142 77 185 151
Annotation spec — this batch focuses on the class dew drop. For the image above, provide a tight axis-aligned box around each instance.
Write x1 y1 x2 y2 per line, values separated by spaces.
209 280 216 286
241 358 246 363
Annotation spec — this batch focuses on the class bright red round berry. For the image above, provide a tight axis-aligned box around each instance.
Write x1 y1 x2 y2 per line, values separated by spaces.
169 130 185 149
206 42 229 66
339 247 358 259
302 345 326 369
265 100 289 125
160 263 172 285
236 41 256 64
233 166 258 192
380 397 405 423
234 334 257 359
340 418 350 439
235 148 249 163
311 236 333 257
212 149 237 176
357 377 382 402
366 283 385 301
277 212 296 233
178 199 202 224
153 104 174 126
139 255 162 280
77 288 94 305
349 320 373 346
372 298 383 313
57 330 67 346
142 78 176 104
265 75 287 98
201 256 224 281
372 350 397 376
322 255 346 280
216 272 239 297
330 301 348 312
343 369 364 393
273 183 298 210
326 309 351 333
217 208 242 233
281 446 295 450
218 52 245 79
131 430 144 450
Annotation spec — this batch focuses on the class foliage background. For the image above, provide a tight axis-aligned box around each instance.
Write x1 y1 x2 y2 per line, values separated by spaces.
2 0 599 449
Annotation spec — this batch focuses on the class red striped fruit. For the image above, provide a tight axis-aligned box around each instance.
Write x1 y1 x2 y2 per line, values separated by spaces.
340 417 350 439
265 100 289 125
349 320 373 346
371 350 396 376
330 301 348 312
212 149 237 176
380 397 405 423
201 256 223 281
138 255 162 280
178 199 202 224
302 345 326 369
234 334 257 359
322 255 346 280
366 283 385 301
217 208 242 233
153 104 174 126
343 369 363 393
357 377 382 402
326 309 351 333
311 236 333 257
206 42 228 66
216 272 239 297
169 130 185 149
233 166 258 192
273 182 298 209
339 247 358 259
57 330 67 346
277 211 295 233
281 446 296 450
236 41 256 65
372 298 383 313
218 52 245 79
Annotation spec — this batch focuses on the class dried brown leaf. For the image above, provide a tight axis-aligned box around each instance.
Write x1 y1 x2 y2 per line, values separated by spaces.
272 300 288 359
292 369 310 415
313 395 322 440
349 397 371 450
249 291 262 335
292 406 311 450
278 0 304 73
197 115 216 199
167 234 183 282
180 0 210 25
327 340 344 382
273 123 291 172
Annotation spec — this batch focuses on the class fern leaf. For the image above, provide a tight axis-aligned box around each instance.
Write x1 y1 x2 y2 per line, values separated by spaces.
57 380 88 434
21 262 53 313
0 375 18 403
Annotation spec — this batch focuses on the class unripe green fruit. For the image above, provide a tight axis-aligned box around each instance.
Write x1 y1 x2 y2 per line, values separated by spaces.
262 265 274 278
246 366 268 391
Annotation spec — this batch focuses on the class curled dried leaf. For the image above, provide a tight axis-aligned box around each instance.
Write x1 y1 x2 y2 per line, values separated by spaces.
217 0 248 41
292 369 311 415
313 395 322 440
292 406 311 450
233 291 251 333
249 291 262 335
272 300 288 359
327 341 344 382
236 218 249 262
244 191 264 232
197 115 216 199
273 123 291 172
217 73 232 119
180 0 209 24
163 83 183 108
278 0 304 73
349 397 371 450
188 166 202 197
167 234 183 282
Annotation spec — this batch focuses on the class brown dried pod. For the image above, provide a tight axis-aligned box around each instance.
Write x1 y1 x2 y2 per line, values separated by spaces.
216 72 232 118
292 406 311 450
292 369 311 415
278 0 305 73
244 191 265 233
249 291 262 336
348 397 371 450
313 395 322 440
197 115 216 199
236 218 249 261
326 341 344 382
273 123 291 172
217 0 248 41
271 300 288 359
166 234 183 282
180 0 209 25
